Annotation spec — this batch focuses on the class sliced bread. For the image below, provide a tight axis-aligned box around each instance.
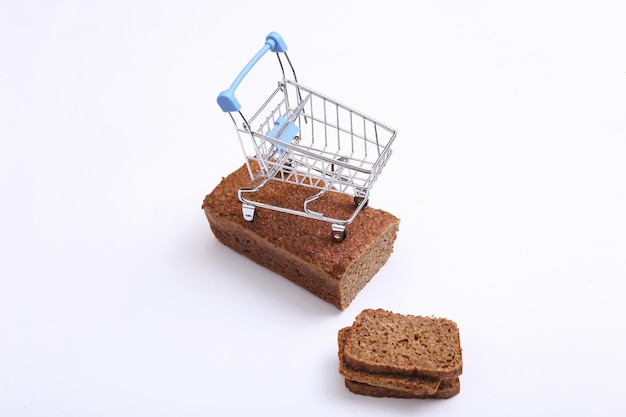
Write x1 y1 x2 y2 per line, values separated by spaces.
344 377 460 399
338 327 441 395
343 309 463 379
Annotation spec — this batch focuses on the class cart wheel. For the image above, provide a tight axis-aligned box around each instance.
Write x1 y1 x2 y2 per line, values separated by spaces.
242 203 257 222
331 224 347 242
354 196 368 208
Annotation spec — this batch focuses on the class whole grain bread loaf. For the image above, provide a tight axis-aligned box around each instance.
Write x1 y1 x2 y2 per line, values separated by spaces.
344 377 460 399
202 165 400 310
338 327 441 395
343 309 463 379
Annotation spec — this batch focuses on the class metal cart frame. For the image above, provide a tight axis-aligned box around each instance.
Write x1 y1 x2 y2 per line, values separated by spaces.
217 32 396 242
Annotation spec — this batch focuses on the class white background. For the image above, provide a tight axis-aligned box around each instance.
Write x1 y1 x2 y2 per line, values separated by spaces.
1 1 625 416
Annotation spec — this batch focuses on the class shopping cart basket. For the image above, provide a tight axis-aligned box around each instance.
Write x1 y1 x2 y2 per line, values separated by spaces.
217 32 396 242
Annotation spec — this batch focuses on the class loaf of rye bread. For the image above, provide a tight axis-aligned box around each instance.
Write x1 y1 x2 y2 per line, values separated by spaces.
202 164 400 310
343 309 463 379
338 327 441 395
344 377 461 399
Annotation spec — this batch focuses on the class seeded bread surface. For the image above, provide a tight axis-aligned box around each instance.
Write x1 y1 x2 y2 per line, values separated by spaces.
202 165 400 310
343 309 463 379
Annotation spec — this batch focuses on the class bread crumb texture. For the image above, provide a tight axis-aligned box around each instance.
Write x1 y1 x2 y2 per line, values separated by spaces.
339 309 463 399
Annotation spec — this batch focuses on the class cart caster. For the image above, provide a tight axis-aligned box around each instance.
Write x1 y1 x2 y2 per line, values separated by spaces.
354 196 368 208
242 203 257 222
331 224 347 242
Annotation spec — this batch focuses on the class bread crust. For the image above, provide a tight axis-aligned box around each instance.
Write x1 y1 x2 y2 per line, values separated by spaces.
202 165 400 309
344 377 460 399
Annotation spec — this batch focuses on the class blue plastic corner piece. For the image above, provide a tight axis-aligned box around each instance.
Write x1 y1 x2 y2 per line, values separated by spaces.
217 90 241 112
266 32 288 53
267 116 300 152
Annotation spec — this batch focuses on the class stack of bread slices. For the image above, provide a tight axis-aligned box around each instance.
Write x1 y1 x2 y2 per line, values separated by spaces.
338 309 463 399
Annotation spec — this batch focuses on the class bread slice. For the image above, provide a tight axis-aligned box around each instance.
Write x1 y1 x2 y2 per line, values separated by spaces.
343 309 463 379
344 377 460 399
338 327 441 395
202 164 400 310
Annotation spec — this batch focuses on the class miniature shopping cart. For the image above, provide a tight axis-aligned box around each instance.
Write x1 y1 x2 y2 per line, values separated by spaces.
217 32 396 242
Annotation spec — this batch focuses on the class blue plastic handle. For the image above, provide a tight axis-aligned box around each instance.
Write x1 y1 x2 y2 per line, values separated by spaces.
217 32 288 113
